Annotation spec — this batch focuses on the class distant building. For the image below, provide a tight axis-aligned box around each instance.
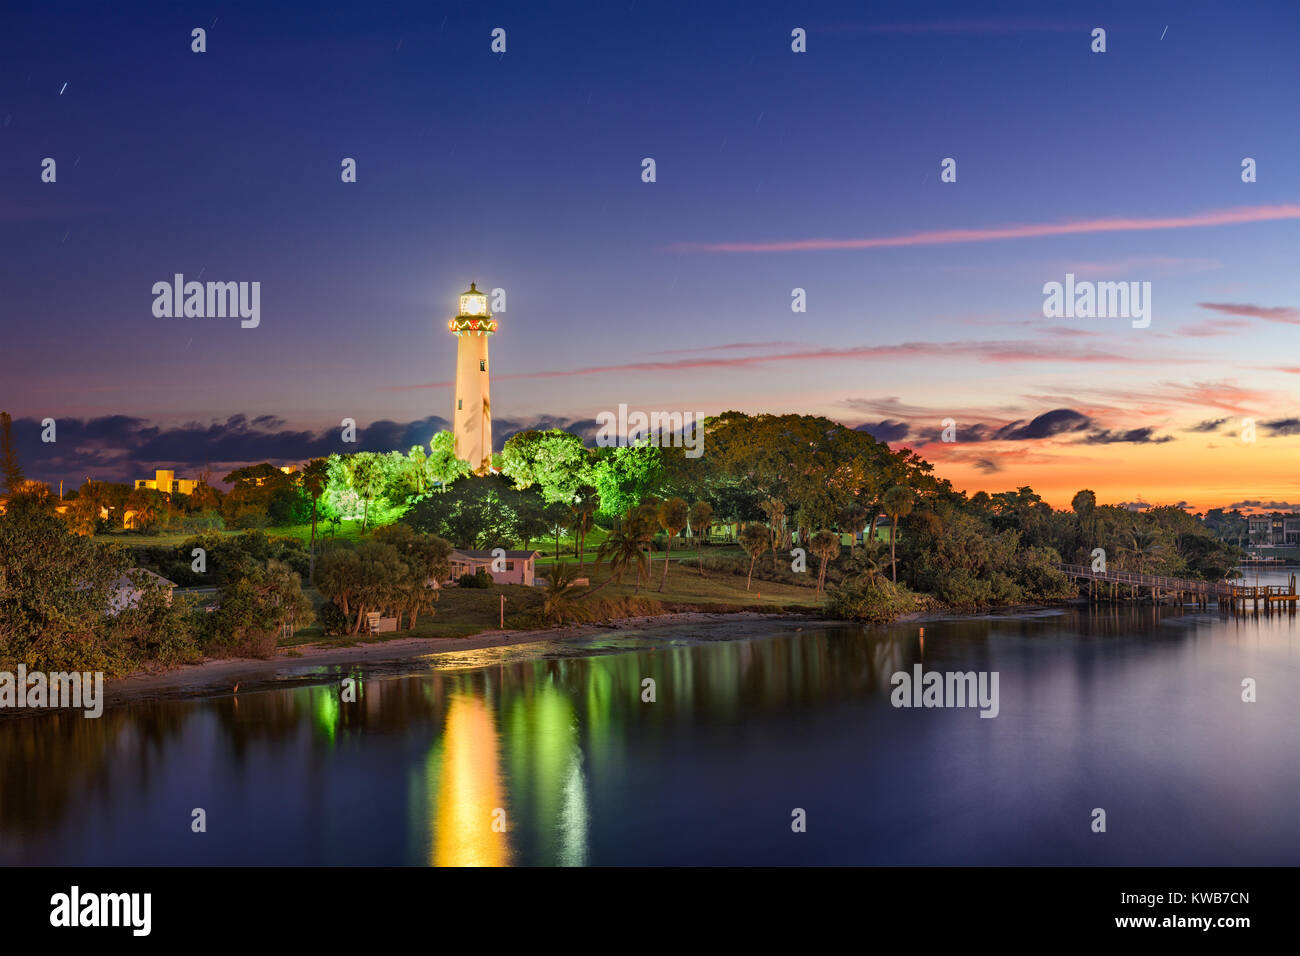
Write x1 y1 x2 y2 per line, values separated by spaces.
135 469 198 496
107 569 178 615
1247 512 1300 546
449 549 540 587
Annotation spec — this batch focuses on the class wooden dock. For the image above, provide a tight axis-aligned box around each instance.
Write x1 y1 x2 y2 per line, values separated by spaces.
1057 565 1298 612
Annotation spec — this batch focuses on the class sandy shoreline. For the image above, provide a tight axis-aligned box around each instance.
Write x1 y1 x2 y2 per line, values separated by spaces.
104 610 812 704
101 601 1074 706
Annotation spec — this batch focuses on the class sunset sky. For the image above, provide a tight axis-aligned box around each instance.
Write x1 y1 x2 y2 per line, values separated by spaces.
2 0 1297 512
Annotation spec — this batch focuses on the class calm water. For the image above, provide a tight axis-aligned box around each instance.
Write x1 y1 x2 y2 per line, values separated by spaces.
3 572 1298 866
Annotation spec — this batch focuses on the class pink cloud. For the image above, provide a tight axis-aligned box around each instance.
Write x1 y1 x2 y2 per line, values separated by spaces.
1197 302 1300 325
386 340 1204 391
1178 318 1252 337
669 204 1300 253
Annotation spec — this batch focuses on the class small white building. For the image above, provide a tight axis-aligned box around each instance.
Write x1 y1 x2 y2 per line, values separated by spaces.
108 569 178 614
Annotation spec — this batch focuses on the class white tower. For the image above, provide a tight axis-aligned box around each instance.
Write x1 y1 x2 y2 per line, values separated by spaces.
448 282 495 473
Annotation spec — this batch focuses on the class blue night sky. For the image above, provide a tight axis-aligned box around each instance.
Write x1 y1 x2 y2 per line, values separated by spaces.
1 0 1297 508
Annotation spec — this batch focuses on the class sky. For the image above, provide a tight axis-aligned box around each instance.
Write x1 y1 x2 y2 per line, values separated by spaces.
1 0 1297 512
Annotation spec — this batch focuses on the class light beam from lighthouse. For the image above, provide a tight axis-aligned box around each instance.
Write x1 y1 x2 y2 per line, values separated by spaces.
448 282 496 474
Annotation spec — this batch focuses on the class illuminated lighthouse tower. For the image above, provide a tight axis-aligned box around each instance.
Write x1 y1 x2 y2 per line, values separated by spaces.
448 282 496 474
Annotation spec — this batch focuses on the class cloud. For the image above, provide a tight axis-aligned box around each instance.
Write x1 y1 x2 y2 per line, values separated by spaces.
1261 417 1300 436
1080 428 1173 444
973 457 1001 473
669 204 1300 254
1198 302 1300 325
996 409 1092 441
1230 500 1300 512
854 420 911 442
1026 380 1277 418
1047 255 1221 278
1186 418 1230 433
649 341 802 356
390 339 1204 392
6 413 595 486
1178 318 1251 337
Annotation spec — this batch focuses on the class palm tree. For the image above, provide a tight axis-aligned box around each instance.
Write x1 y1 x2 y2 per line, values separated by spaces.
882 485 915 583
656 497 690 591
1121 527 1163 573
595 510 652 591
847 540 889 587
302 457 329 578
809 529 841 596
688 501 713 576
571 485 600 570
629 502 660 590
739 523 771 592
540 561 582 625
760 498 787 572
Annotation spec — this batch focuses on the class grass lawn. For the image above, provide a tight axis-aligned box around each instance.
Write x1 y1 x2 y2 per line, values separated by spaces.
110 519 369 549
283 547 822 649
114 520 820 648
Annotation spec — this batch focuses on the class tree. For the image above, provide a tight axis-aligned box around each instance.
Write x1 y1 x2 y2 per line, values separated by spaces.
1120 527 1163 573
302 457 330 577
847 539 889 587
656 497 689 591
544 500 570 557
314 545 361 624
221 462 304 527
628 501 660 591
595 510 651 590
570 485 600 570
688 500 713 576
403 473 545 549
760 498 789 571
1071 488 1098 557
350 453 380 533
809 529 841 596
206 559 313 656
427 431 472 491
500 428 592 503
347 541 409 633
0 412 24 494
514 492 551 552
372 524 453 628
739 523 771 592
540 562 583 625
839 504 870 554
591 442 663 518
882 485 915 583
125 487 167 534
0 501 131 666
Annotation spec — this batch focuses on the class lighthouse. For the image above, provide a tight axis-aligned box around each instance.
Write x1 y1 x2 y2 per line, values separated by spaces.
448 282 495 474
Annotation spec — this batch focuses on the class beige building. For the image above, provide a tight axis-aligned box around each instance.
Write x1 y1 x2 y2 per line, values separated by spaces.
135 469 199 496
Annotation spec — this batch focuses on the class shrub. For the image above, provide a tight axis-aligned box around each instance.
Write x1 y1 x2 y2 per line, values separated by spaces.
203 559 313 658
528 594 665 627
458 569 493 589
825 578 917 624
181 510 225 533
317 601 349 636
230 507 270 530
